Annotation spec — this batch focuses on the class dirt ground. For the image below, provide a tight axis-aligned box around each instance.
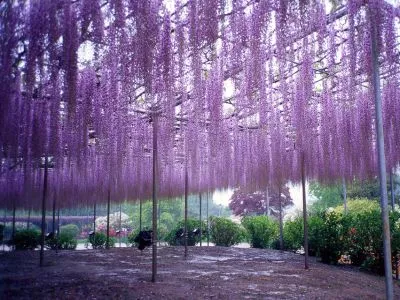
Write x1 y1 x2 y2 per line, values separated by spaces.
1 246 400 299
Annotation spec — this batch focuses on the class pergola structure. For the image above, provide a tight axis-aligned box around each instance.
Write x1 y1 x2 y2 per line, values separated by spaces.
1 0 400 298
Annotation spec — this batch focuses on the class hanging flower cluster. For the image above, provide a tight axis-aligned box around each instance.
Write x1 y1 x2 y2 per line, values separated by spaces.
0 0 399 210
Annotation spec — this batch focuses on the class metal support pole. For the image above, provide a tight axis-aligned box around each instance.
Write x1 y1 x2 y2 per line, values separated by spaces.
119 203 122 248
206 191 209 246
370 7 393 299
93 201 96 234
152 113 158 283
266 187 270 217
184 163 188 258
390 172 395 210
301 154 309 269
27 206 31 230
278 184 284 251
106 188 111 249
342 178 347 214
139 198 142 232
52 194 56 234
40 156 48 267
199 193 202 246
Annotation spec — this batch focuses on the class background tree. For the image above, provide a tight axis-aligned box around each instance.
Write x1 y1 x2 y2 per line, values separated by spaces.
229 185 293 217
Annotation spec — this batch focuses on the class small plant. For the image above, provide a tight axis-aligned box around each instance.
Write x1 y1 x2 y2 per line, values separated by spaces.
60 224 80 238
242 216 278 249
88 232 114 249
11 229 40 250
46 232 78 250
165 219 206 246
283 217 304 251
210 217 245 247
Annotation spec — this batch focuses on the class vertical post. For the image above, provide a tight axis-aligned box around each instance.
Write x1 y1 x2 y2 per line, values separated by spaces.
57 206 60 251
199 193 202 246
119 203 122 248
390 172 395 210
301 153 309 269
27 206 31 229
152 113 158 283
40 156 48 267
278 184 284 251
12 199 16 242
370 8 393 299
3 209 6 251
93 201 96 234
184 163 188 258
52 194 56 234
139 198 142 231
106 188 111 249
266 187 270 217
342 177 347 214
206 191 209 246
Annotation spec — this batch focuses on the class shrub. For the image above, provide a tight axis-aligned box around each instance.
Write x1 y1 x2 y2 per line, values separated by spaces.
308 215 324 256
283 217 304 251
165 219 206 246
88 232 114 249
60 224 79 238
318 211 344 264
46 232 78 250
210 217 245 247
242 216 278 249
58 232 78 250
12 229 40 250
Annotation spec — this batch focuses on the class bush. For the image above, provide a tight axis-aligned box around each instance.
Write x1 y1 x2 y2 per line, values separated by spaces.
58 232 78 250
242 216 278 249
88 232 115 249
308 215 324 256
318 211 344 264
46 232 78 250
165 219 206 246
210 217 245 247
12 229 40 250
60 224 79 238
283 217 304 251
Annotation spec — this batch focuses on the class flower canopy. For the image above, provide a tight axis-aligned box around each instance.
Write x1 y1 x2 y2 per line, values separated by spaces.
0 0 399 209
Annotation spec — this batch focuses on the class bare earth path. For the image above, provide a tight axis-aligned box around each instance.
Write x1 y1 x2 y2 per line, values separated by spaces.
1 246 399 299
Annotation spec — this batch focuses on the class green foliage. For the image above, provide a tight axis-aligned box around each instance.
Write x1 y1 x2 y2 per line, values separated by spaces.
12 229 40 250
283 217 304 251
60 224 80 238
307 215 324 256
242 216 278 249
209 217 245 247
88 232 114 249
318 211 344 264
309 181 343 213
165 218 206 246
334 198 380 215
